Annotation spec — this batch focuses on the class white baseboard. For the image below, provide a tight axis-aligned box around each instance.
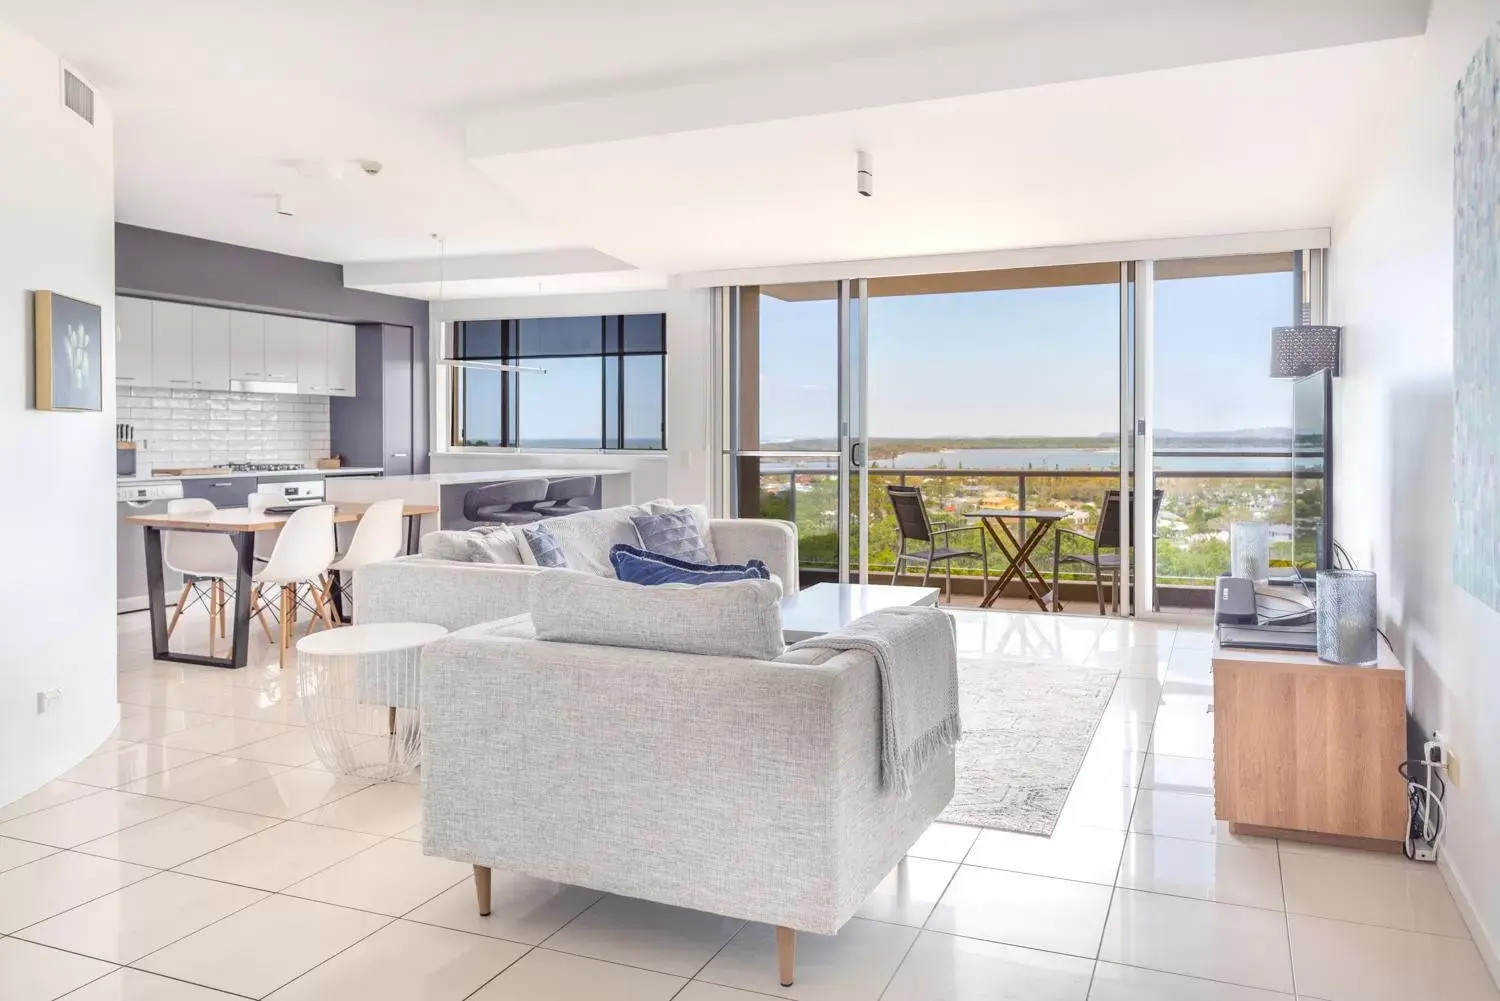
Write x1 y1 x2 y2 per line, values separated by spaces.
1441 855 1500 988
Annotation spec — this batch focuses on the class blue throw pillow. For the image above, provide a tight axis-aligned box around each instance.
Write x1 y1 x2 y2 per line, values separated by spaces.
520 523 568 568
609 544 769 586
630 508 713 564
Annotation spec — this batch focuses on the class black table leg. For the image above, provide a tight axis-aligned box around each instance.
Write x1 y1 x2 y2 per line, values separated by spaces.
404 513 420 555
228 531 255 668
145 527 169 660
330 568 347 623
145 527 255 669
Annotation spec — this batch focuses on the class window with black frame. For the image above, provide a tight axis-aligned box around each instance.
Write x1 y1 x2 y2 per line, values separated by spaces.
451 313 666 450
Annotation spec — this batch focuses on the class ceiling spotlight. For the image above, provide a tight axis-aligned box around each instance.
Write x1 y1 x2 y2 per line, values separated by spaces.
856 150 873 198
275 193 295 217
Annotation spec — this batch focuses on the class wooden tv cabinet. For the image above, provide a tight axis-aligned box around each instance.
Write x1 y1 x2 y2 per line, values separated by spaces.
1212 636 1408 852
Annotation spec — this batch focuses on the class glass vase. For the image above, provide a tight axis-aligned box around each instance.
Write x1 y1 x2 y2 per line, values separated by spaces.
1316 570 1377 666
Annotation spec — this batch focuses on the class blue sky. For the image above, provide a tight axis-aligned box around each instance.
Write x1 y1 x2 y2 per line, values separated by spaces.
756 270 1296 442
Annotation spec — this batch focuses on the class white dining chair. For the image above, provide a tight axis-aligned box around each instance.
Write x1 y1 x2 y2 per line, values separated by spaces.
163 498 239 653
251 504 338 667
326 498 405 623
247 491 283 563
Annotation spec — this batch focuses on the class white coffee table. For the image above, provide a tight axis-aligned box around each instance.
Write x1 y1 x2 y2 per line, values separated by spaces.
296 622 449 780
779 583 941 642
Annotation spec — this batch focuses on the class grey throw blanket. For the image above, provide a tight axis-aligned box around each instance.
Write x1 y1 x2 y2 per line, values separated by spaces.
790 606 961 797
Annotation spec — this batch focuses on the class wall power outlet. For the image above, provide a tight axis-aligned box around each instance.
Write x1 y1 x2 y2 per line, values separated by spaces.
35 688 62 714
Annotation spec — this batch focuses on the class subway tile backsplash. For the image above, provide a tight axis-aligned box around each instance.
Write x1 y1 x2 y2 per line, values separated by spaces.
118 384 331 472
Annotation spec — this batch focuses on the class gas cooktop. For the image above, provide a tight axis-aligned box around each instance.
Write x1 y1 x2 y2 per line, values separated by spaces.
227 462 306 472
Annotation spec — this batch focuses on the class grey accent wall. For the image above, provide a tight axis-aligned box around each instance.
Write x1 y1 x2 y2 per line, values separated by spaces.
116 224 426 327
116 224 430 473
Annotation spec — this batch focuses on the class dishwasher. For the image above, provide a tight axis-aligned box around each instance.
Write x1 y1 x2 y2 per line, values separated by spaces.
117 479 183 613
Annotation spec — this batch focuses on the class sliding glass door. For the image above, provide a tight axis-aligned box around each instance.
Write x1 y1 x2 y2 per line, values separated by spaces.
725 280 867 582
717 245 1320 612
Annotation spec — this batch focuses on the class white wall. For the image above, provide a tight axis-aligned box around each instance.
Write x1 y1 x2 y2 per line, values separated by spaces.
1331 0 1500 974
0 21 117 805
430 287 714 506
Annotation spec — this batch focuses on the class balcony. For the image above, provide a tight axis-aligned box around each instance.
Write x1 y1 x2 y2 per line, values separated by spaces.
749 452 1296 611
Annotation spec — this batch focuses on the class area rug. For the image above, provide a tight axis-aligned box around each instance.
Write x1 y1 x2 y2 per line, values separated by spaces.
939 660 1120 836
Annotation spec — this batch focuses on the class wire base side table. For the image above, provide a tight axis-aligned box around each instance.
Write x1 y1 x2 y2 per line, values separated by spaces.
295 622 448 780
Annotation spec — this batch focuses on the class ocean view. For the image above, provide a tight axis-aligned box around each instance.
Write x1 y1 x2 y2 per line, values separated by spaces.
879 446 1291 473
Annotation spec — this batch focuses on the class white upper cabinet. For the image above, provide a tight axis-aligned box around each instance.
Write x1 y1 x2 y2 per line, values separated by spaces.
116 297 353 398
263 315 300 384
150 301 194 388
190 306 231 392
115 296 153 385
326 323 357 397
229 310 266 381
295 318 328 394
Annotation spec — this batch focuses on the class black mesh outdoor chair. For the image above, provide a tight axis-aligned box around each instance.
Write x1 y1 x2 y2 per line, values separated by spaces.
888 484 989 602
461 477 549 526
536 475 598 517
1055 489 1164 614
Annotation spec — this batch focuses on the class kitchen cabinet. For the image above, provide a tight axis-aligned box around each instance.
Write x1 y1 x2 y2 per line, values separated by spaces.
180 477 253 510
117 295 360 398
330 323 428 476
263 315 300 384
115 295 153 385
151 301 195 389
296 318 328 394
327 323 357 397
191 306 232 392
229 310 266 381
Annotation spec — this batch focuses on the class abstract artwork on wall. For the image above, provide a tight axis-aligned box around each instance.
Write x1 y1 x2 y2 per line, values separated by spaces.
1454 30 1500 610
32 290 102 412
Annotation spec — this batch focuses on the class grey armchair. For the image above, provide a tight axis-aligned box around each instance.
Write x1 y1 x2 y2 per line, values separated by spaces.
887 484 988 602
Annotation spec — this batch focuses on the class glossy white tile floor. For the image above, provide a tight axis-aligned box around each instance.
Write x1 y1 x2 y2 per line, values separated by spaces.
0 608 1491 1000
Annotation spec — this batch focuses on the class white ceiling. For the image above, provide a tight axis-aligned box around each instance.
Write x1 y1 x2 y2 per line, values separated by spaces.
0 0 1429 296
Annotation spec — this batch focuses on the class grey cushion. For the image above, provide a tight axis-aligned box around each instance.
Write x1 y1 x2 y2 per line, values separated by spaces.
530 505 652 576
419 527 523 565
519 523 568 568
643 500 718 563
631 508 713 563
529 569 785 660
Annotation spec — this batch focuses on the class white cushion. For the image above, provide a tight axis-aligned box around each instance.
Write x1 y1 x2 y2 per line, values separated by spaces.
529 568 785 660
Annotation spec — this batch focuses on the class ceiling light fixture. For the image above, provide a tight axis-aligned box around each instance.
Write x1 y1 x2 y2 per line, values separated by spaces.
856 150 873 198
434 232 545 376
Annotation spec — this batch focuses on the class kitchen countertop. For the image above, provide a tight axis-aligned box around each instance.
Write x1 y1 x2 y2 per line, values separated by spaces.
367 469 630 485
118 466 386 485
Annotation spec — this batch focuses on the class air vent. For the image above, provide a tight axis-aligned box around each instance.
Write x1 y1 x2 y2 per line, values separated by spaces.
62 69 94 124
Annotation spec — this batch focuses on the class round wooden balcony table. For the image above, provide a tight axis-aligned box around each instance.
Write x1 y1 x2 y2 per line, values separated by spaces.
295 622 449 780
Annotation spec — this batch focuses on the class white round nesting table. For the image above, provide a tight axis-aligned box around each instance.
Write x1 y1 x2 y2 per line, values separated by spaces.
296 622 448 780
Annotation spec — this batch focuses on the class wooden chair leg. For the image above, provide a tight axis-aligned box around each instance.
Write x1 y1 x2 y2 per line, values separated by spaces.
277 585 293 668
305 579 326 637
250 585 275 643
776 926 796 987
208 581 219 657
166 582 191 638
216 579 227 638
474 865 491 916
319 575 339 630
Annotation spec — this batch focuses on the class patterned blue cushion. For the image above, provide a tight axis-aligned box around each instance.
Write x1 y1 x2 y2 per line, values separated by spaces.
630 508 713 564
520 523 568 568
609 544 769 586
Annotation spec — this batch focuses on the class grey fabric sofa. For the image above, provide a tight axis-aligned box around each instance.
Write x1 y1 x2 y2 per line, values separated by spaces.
420 615 955 988
357 501 799 632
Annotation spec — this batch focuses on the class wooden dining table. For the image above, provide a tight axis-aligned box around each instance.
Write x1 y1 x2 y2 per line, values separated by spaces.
963 508 1068 612
123 502 438 669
